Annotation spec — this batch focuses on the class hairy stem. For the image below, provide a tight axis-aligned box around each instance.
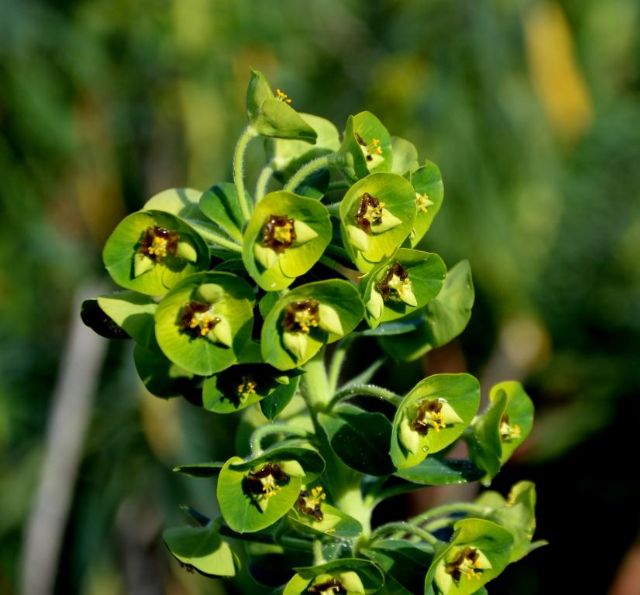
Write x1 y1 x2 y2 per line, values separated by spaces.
255 164 274 202
188 222 242 253
283 154 333 193
370 522 439 546
327 384 403 411
409 502 493 526
249 423 310 454
233 125 258 221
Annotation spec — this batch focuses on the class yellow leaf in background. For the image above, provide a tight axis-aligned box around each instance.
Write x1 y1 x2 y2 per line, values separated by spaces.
524 1 593 142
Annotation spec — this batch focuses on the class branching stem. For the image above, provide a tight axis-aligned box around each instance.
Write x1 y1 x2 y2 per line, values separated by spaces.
283 154 333 192
233 125 258 220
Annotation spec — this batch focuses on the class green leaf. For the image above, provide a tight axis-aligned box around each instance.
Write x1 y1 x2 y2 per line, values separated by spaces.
102 210 209 296
217 456 303 533
379 260 474 361
133 344 199 401
96 291 157 349
318 403 394 476
287 486 362 539
363 539 434 595
425 519 513 595
468 382 534 480
394 457 485 486
260 375 301 420
390 374 480 470
246 70 317 142
340 173 416 272
285 559 385 595
162 523 236 577
154 272 255 376
409 161 445 247
173 461 224 478
487 481 539 562
242 191 332 291
198 183 246 243
338 111 392 181
362 249 446 327
266 113 340 177
261 280 364 370
391 137 419 175
80 299 130 340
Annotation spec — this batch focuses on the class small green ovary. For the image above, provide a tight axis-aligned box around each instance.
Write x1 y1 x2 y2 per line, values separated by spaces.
375 262 417 307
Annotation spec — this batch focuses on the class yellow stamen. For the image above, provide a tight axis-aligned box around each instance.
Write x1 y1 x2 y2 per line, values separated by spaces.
276 88 292 104
416 192 434 212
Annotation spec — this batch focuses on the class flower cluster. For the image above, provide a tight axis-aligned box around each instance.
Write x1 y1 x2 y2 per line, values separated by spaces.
83 70 539 594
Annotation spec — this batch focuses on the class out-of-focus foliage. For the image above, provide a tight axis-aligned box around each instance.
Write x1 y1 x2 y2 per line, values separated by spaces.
1 0 638 593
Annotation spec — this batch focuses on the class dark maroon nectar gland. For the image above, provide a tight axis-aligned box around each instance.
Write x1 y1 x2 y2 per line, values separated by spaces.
282 300 320 334
308 578 347 594
138 226 179 262
354 132 383 163
242 463 289 510
355 193 385 233
411 399 447 434
179 301 221 337
262 214 297 253
445 547 486 583
296 486 326 522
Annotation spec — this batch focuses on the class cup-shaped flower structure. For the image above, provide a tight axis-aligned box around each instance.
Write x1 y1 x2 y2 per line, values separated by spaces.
218 452 314 533
362 249 446 327
426 519 514 595
243 191 332 291
337 111 393 181
390 374 480 470
103 210 209 296
202 363 300 414
468 381 534 479
246 69 317 142
409 160 444 247
261 280 364 370
266 113 340 179
154 272 255 376
340 174 416 273
283 559 384 595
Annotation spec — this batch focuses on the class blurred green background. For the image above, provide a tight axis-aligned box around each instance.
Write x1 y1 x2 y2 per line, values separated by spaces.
1 0 639 593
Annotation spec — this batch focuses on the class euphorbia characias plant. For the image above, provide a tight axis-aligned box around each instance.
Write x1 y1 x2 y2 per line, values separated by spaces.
82 70 544 594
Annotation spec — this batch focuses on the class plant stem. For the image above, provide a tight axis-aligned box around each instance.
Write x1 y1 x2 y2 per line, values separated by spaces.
327 180 349 192
233 125 258 221
409 502 493 526
327 337 354 394
369 522 439 546
255 165 274 202
249 424 309 454
188 222 242 253
327 384 403 411
299 351 372 535
283 154 333 192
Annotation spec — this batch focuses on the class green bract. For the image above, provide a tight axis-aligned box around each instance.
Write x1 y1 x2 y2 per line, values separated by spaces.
362 249 446 327
391 374 481 470
162 523 237 578
468 381 534 480
102 210 209 296
266 113 340 178
243 191 332 291
338 111 393 181
408 161 444 247
154 272 255 376
426 519 514 595
84 71 539 594
203 364 300 414
284 559 385 595
261 280 364 370
247 69 317 142
340 173 417 272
